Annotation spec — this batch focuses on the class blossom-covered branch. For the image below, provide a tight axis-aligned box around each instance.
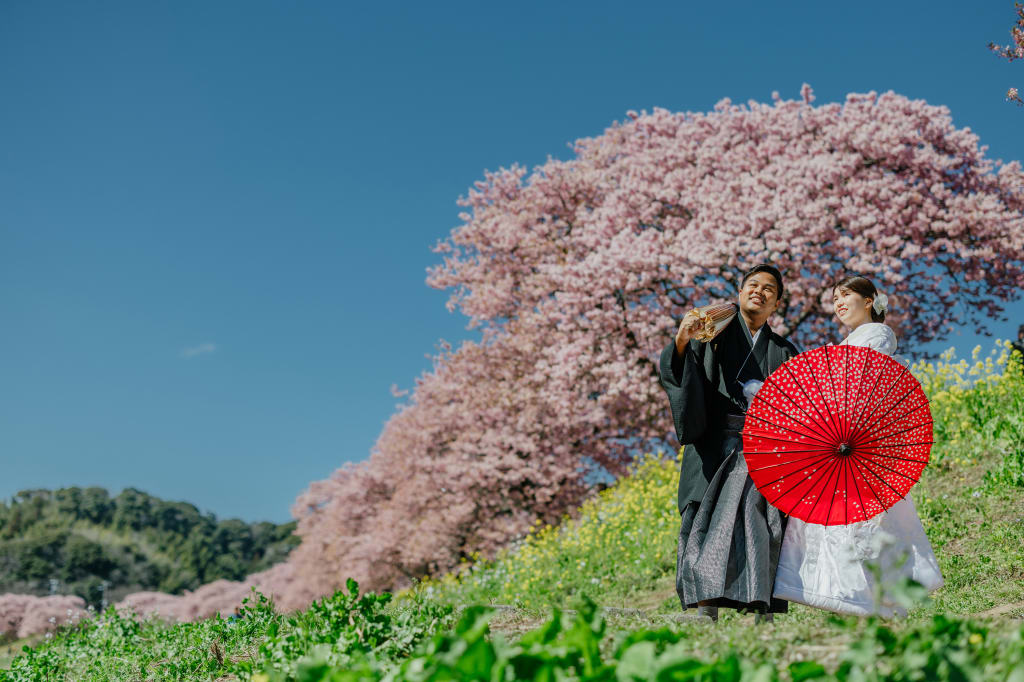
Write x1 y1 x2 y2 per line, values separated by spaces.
989 2 1024 105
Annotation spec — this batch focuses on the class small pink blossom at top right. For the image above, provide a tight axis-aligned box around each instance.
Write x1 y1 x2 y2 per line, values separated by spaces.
989 2 1024 105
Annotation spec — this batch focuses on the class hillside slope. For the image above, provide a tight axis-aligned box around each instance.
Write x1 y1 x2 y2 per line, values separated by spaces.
3 343 1022 680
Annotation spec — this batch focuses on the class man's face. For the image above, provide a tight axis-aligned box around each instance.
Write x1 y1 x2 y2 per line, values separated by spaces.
738 272 781 320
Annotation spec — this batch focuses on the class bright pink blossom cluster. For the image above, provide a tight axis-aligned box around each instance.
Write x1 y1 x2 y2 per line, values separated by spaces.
5 86 1023 631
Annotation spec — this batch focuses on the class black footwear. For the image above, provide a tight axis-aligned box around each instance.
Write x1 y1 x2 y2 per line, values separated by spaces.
697 605 719 622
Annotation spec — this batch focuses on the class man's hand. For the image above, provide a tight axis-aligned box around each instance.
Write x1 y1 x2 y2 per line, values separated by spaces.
675 312 702 354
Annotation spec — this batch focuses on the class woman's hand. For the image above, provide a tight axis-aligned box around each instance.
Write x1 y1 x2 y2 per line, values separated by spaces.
675 312 702 354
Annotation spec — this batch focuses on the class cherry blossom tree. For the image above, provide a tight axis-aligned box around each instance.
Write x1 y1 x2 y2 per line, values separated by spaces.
989 2 1024 105
279 85 1024 601
0 594 89 639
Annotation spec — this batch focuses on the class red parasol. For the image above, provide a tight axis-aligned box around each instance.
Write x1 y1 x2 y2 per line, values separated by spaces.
742 345 932 526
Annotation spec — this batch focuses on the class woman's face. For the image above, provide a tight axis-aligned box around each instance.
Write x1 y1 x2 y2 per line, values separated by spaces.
833 286 873 329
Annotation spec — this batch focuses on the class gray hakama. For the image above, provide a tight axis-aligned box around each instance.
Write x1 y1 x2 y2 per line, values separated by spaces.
659 315 798 614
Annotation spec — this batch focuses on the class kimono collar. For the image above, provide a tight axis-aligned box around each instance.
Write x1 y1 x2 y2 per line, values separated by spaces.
738 314 771 376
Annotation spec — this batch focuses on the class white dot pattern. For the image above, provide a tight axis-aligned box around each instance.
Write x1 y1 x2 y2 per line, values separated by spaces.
742 344 932 526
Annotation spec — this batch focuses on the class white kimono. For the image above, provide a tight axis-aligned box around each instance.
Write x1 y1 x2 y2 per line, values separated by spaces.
772 323 944 616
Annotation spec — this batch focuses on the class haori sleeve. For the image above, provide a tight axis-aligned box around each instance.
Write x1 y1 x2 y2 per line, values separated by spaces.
860 324 898 357
658 339 708 444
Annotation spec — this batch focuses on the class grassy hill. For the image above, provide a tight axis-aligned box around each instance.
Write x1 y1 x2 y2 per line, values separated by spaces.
0 486 299 609
2 342 1023 680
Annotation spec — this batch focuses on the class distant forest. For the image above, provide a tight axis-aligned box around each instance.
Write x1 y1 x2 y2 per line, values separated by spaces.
0 487 299 609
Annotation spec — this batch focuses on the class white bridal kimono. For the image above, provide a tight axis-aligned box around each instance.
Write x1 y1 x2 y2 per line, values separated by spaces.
772 323 944 617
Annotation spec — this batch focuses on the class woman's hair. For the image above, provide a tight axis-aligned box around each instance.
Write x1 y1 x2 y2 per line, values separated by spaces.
832 275 885 323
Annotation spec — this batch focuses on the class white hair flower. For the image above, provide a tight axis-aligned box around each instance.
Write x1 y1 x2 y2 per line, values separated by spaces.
872 293 889 314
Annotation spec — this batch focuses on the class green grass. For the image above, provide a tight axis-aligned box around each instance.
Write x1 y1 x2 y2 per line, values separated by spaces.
3 344 1023 681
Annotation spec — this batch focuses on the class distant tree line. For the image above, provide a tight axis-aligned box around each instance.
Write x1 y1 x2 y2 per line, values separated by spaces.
0 486 299 609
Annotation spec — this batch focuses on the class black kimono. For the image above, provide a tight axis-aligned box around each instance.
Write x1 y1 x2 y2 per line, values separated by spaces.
659 313 799 613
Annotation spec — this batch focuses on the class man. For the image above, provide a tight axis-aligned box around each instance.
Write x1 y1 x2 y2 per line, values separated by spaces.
658 264 799 621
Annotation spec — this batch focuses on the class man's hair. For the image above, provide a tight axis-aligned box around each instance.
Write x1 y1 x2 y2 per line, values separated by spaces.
1018 323 1024 338
740 264 784 298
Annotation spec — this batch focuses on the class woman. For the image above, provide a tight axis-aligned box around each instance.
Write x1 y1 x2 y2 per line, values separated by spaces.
771 275 944 617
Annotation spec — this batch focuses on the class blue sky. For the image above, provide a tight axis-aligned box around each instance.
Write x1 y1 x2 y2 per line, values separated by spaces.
2 1 1022 523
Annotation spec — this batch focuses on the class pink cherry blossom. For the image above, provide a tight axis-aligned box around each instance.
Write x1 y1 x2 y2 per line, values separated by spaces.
989 2 1024 104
